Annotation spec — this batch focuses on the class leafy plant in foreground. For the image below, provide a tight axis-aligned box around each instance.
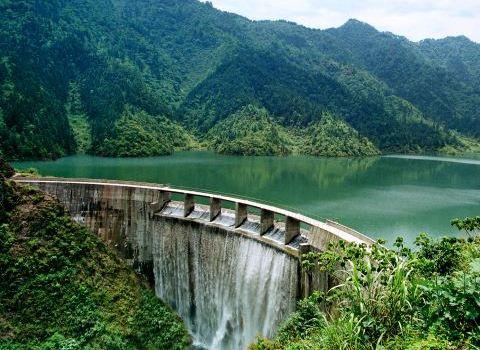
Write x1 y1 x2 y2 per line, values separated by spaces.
252 221 480 350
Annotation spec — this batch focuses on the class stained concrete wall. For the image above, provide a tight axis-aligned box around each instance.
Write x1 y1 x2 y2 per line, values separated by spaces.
30 181 162 278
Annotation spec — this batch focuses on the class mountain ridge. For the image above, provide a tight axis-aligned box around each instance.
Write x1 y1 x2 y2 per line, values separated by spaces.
0 0 478 159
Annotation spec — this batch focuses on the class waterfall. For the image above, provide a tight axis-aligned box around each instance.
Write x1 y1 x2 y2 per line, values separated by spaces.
152 219 299 350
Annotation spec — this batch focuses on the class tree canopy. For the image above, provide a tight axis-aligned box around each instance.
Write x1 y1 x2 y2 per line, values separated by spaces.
0 0 479 159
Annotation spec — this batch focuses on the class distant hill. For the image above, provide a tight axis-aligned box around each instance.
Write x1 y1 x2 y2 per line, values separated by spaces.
419 36 480 90
0 0 479 159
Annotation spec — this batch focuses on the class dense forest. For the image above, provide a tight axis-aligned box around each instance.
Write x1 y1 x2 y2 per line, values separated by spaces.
0 0 479 159
0 160 190 349
205 105 380 156
206 105 292 156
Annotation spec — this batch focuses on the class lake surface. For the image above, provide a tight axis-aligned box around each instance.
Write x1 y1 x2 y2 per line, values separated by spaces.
14 152 480 245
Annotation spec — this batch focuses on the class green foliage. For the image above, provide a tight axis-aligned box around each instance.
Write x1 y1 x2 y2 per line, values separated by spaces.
330 20 480 137
414 233 469 275
451 216 480 235
298 114 380 157
418 259 480 343
420 36 480 91
276 292 326 343
68 115 91 154
0 156 14 178
206 105 292 156
206 107 382 157
0 175 190 348
66 82 92 154
14 167 39 177
99 107 196 157
252 224 480 350
1 0 479 159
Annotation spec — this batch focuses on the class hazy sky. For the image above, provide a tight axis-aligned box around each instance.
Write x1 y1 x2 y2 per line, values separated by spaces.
205 0 480 42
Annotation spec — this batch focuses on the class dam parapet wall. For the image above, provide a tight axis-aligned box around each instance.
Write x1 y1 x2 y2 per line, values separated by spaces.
16 177 372 243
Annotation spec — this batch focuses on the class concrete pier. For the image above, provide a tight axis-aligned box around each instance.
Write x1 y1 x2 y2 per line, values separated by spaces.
209 197 221 221
260 209 274 235
235 203 248 228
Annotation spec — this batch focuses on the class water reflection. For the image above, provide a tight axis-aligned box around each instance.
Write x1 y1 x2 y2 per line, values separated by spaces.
14 152 480 245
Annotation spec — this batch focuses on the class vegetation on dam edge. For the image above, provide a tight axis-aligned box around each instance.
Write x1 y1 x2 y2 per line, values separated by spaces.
250 218 480 350
0 159 191 349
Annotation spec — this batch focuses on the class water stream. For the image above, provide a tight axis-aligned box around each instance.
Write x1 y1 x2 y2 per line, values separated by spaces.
152 219 298 350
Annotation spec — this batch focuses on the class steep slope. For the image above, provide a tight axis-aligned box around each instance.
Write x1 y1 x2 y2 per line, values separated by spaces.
419 36 480 89
323 20 480 136
0 0 478 159
182 47 455 152
0 161 190 348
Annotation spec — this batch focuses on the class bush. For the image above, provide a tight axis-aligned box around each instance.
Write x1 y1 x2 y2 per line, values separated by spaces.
276 292 326 343
252 219 480 349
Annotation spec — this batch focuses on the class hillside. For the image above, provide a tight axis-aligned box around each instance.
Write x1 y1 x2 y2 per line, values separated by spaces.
205 105 381 157
99 106 196 157
419 36 480 90
206 105 292 156
0 0 479 159
298 113 380 157
0 160 190 349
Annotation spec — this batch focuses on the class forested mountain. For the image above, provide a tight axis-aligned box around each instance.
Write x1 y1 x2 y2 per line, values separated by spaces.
0 0 479 159
419 36 480 90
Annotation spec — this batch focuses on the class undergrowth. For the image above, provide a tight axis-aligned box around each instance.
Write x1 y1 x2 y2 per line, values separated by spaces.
250 217 480 350
0 163 190 349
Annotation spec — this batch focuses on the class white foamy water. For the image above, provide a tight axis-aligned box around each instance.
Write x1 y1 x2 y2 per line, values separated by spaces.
152 219 298 350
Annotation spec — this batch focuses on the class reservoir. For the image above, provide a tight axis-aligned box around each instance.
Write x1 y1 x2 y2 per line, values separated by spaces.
14 151 480 245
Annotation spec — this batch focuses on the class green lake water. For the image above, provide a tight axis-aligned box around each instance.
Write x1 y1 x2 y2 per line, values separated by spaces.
13 152 480 244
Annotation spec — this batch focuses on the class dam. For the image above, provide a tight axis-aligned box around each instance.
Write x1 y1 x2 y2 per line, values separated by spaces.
15 177 374 350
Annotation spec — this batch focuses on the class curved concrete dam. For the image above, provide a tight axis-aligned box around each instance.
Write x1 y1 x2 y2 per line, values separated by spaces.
16 178 373 350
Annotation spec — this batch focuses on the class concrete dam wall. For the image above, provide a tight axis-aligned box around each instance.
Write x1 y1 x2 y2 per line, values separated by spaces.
16 178 373 350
